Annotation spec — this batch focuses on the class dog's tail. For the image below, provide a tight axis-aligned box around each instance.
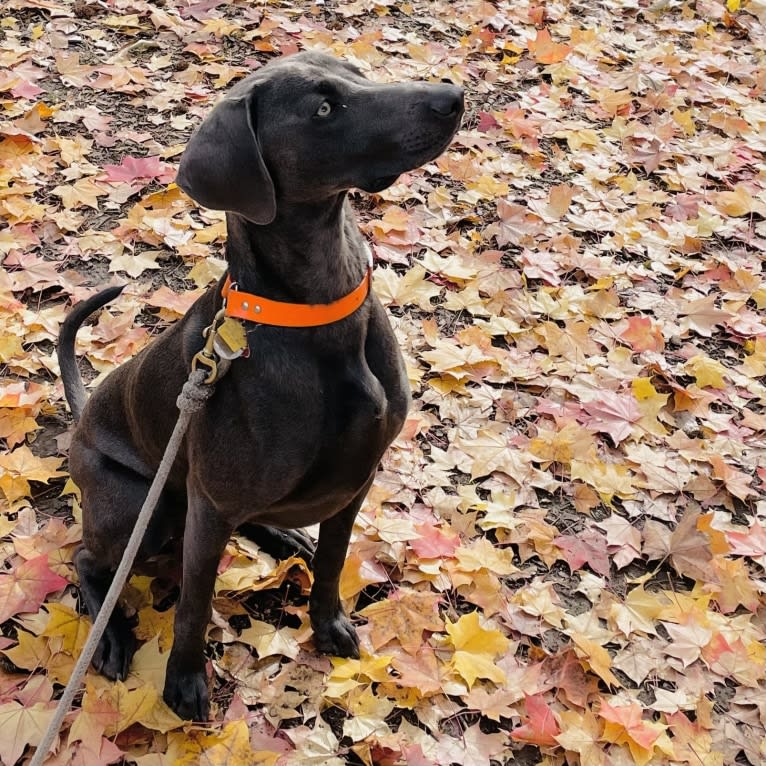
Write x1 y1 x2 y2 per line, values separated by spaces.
57 285 126 422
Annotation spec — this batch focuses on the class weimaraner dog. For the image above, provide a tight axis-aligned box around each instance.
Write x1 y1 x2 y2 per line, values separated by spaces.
58 51 464 720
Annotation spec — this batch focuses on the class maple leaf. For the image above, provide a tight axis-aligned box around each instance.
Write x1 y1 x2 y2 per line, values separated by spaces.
0 701 56 766
608 587 664 637
663 619 712 667
555 709 606 765
677 294 729 337
708 455 758 501
527 28 572 64
511 693 561 747
711 557 761 613
643 508 714 583
580 391 642 444
103 155 168 183
109 250 162 278
68 681 122 756
599 702 673 766
0 446 66 503
175 719 261 765
145 285 205 319
445 611 510 688
237 619 300 660
0 555 68 623
41 603 93 656
358 588 443 654
620 316 665 353
725 520 766 560
554 528 610 576
436 723 508 766
571 459 637 505
409 522 459 559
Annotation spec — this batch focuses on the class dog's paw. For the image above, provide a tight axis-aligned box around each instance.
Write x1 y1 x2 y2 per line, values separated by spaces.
239 523 316 564
163 668 209 721
313 614 360 658
279 528 316 564
92 625 135 681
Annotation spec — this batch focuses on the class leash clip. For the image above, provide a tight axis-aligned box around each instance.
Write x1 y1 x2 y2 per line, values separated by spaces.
192 307 226 384
191 349 218 385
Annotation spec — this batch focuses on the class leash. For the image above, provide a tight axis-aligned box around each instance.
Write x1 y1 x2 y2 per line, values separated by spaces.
30 370 215 766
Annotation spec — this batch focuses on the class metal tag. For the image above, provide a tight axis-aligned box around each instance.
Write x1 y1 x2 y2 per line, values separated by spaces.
213 317 248 360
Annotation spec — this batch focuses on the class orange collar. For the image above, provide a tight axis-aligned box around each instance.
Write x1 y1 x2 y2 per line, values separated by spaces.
221 266 372 328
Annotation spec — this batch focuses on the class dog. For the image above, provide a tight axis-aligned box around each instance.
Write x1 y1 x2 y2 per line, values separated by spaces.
57 51 463 721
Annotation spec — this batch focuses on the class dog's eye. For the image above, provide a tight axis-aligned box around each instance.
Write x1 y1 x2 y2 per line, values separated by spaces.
315 101 332 117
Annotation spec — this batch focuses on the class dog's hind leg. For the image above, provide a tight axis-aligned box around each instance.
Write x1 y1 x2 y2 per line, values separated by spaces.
236 522 315 564
73 451 184 681
74 545 136 680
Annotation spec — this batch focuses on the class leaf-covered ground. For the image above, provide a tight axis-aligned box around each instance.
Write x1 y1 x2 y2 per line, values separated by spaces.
1 0 765 764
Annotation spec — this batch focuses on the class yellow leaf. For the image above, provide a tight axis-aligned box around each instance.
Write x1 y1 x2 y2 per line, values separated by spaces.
2 629 51 670
726 0 740 10
555 709 606 766
104 682 159 735
608 587 665 637
0 446 66 502
187 256 227 287
599 701 673 766
711 557 761 613
42 603 90 655
0 410 39 448
571 633 621 687
0 334 24 363
135 605 175 652
237 620 300 659
325 653 393 697
685 355 728 389
672 108 696 136
176 720 260 766
714 185 762 217
571 459 636 505
130 634 171 692
446 611 509 687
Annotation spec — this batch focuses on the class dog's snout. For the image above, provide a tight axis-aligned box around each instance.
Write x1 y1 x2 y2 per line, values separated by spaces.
429 85 464 118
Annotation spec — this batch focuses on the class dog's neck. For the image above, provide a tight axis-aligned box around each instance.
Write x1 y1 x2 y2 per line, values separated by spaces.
224 195 369 305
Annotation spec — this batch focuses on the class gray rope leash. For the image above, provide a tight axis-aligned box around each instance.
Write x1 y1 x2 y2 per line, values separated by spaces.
30 370 214 766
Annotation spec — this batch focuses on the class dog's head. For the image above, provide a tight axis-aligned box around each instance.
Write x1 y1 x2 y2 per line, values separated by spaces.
176 51 464 224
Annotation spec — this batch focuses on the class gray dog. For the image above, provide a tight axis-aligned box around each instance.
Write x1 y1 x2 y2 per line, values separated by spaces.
58 51 463 721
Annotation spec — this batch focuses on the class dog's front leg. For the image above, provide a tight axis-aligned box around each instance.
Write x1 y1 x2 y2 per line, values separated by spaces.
163 489 232 721
309 481 372 659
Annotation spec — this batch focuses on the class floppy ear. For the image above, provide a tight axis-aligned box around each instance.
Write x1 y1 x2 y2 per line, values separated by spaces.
176 85 276 225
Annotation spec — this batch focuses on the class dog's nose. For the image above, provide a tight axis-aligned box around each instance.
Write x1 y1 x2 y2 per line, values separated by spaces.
429 85 464 118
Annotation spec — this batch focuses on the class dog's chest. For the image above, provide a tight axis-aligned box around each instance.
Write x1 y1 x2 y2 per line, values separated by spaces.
190 347 404 524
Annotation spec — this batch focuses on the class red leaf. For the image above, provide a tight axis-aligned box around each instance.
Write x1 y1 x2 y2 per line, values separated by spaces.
102 155 166 183
554 529 611 576
0 556 68 623
410 523 460 559
511 693 561 746
580 391 642 444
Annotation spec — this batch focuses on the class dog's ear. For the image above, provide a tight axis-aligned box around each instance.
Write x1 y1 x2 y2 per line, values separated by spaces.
176 86 276 225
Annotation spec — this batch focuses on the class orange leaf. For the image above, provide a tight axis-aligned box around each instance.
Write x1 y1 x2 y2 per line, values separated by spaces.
620 316 665 352
527 28 572 64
